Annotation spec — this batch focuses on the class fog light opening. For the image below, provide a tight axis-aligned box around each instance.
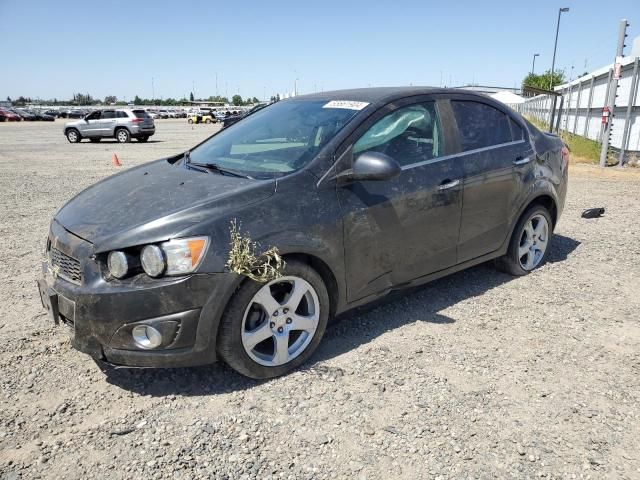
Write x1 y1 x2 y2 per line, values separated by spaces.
131 325 162 349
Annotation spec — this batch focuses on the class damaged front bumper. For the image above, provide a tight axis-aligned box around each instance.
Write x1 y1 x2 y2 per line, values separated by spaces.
37 222 240 368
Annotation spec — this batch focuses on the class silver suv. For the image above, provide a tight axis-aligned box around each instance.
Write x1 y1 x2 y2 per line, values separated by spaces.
64 109 155 143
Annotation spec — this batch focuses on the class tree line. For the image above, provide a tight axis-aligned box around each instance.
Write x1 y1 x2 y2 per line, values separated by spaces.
6 92 263 107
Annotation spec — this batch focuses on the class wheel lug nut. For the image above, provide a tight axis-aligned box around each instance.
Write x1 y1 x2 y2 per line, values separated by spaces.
273 311 279 316
277 327 283 333
283 308 289 314
286 318 292 324
270 322 275 328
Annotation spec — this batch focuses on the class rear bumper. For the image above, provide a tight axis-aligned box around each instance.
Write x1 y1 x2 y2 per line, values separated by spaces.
130 126 155 138
39 259 241 368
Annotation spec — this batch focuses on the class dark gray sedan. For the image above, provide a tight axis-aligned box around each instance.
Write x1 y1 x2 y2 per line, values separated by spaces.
38 87 568 379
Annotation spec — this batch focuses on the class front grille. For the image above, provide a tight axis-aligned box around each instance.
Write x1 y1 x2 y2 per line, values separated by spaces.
49 247 82 285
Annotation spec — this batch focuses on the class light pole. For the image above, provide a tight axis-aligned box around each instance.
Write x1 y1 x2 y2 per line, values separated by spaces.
531 53 540 75
550 7 569 90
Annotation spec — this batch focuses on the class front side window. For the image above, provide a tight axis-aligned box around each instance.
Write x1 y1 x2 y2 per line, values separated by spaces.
353 102 443 167
451 100 512 151
188 100 362 178
86 111 101 120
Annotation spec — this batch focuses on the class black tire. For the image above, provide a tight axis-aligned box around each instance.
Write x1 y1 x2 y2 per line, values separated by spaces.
205 118 212 124
217 259 330 379
495 204 553 276
137 136 149 143
188 118 193 124
66 128 81 143
115 128 130 143
89 138 101 143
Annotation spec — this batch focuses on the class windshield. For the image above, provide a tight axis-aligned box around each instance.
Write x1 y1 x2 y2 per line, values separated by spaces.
187 99 362 178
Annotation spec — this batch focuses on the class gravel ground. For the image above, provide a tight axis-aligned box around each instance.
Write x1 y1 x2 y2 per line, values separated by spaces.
1 120 639 480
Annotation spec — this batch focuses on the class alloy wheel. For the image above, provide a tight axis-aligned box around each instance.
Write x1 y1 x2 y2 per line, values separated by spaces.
241 276 320 367
518 214 549 270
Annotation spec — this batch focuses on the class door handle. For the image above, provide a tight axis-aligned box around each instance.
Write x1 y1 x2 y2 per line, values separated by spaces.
438 179 460 190
513 156 531 165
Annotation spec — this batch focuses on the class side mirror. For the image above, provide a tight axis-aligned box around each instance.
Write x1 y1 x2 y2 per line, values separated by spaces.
338 151 402 182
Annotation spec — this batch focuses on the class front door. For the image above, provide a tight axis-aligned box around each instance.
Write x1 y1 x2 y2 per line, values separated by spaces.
81 110 102 136
337 99 463 302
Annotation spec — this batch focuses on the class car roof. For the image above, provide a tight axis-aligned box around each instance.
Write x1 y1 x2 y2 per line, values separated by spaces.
288 86 493 105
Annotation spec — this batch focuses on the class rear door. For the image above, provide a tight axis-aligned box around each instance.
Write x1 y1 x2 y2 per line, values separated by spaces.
449 97 534 263
337 97 463 302
99 110 117 136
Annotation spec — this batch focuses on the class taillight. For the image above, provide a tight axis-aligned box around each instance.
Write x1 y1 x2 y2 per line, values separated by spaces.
131 118 144 123
561 145 570 169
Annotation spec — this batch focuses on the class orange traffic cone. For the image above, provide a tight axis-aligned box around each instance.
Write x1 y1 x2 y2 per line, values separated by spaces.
112 153 121 167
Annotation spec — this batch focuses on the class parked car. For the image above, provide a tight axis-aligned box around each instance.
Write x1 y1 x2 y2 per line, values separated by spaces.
13 108 37 121
43 110 59 118
222 104 267 128
28 110 56 121
63 109 155 143
67 110 86 119
187 112 215 124
0 108 22 121
38 87 568 379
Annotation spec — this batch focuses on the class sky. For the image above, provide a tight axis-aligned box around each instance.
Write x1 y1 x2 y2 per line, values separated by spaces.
0 0 638 102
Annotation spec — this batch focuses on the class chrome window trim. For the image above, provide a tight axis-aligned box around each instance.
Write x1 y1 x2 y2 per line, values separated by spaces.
400 139 526 171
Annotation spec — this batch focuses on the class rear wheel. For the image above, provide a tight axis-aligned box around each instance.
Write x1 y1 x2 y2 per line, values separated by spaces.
66 128 81 143
137 136 149 143
115 128 130 143
217 260 329 379
496 205 553 276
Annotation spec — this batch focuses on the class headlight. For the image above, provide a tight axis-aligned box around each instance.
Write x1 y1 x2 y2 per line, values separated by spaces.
141 245 165 277
107 251 129 279
161 236 209 275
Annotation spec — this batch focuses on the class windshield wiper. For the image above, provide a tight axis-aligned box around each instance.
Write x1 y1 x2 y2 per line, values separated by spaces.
184 151 252 179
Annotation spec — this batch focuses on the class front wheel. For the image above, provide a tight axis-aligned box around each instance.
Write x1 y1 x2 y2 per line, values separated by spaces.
496 205 553 276
115 128 130 143
66 129 81 143
217 260 329 379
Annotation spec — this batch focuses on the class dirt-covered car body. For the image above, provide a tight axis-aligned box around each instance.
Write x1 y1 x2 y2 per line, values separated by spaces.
38 87 568 370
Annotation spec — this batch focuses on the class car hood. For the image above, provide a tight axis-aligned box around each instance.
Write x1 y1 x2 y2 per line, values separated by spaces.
54 158 275 252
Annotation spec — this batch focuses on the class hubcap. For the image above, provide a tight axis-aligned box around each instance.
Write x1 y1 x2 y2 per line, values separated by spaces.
68 131 77 141
518 214 549 271
117 131 127 142
241 276 320 367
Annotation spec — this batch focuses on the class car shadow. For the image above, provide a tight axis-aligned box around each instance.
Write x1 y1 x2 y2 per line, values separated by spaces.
100 234 580 396
85 140 164 144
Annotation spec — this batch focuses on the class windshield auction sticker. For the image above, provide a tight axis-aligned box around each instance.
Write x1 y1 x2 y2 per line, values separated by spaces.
322 100 370 110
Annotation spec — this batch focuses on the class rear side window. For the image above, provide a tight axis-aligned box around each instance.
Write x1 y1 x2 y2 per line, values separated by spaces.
133 110 150 119
116 111 128 118
451 101 512 151
510 118 524 140
102 110 116 119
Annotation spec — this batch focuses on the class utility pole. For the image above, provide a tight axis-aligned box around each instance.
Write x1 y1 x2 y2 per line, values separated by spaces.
531 53 540 75
600 19 630 167
151 77 155 100
550 8 570 90
215 73 218 96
